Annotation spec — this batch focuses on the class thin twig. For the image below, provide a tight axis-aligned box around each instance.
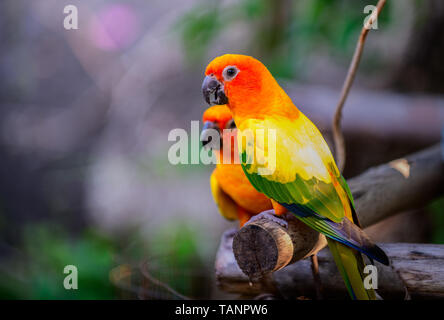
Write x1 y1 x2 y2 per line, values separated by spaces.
310 254 323 300
333 0 387 172
140 260 190 300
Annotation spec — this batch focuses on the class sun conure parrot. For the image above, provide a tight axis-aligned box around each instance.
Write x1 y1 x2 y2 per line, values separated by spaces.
201 105 273 227
201 54 389 300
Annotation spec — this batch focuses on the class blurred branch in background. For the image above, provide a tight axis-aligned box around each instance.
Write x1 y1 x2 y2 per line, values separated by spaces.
285 84 444 176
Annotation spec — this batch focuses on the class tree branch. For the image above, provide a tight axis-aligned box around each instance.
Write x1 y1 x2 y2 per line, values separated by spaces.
333 0 387 172
217 240 444 299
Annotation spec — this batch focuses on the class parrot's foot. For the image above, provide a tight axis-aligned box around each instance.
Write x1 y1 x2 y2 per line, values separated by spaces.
244 210 288 229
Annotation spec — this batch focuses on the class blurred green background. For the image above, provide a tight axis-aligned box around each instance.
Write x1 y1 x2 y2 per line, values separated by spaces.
0 0 443 299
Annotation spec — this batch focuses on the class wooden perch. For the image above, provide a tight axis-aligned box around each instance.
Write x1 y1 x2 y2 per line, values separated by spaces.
216 143 444 298
232 214 327 280
217 238 444 299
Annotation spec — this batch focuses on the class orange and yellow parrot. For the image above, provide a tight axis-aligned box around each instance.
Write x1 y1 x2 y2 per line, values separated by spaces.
201 105 273 227
202 54 389 300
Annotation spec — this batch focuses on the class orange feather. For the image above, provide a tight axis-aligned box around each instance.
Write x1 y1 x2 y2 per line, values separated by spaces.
203 105 273 227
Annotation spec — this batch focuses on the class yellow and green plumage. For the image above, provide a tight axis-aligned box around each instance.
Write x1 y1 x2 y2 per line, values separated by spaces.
203 54 389 300
239 115 385 299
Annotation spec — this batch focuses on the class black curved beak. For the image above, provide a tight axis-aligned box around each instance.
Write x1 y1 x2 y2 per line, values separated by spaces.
201 121 221 150
202 75 228 105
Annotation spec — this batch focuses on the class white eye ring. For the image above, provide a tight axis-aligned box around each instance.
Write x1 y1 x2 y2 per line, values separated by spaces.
222 65 239 81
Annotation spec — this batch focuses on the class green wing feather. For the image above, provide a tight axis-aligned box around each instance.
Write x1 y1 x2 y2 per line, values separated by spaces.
243 157 345 223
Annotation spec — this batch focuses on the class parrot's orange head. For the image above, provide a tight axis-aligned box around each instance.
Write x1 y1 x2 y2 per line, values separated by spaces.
201 105 236 151
202 54 282 121
202 105 234 131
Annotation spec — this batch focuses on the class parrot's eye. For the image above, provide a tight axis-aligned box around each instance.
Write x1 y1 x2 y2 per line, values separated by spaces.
225 119 236 129
222 66 239 81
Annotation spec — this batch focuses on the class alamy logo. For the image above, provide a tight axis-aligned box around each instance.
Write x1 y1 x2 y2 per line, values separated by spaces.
167 121 277 175
63 5 79 30
63 265 78 290
363 265 378 289
363 5 378 30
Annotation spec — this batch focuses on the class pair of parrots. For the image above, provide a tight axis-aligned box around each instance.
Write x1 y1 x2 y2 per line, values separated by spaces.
200 54 389 300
